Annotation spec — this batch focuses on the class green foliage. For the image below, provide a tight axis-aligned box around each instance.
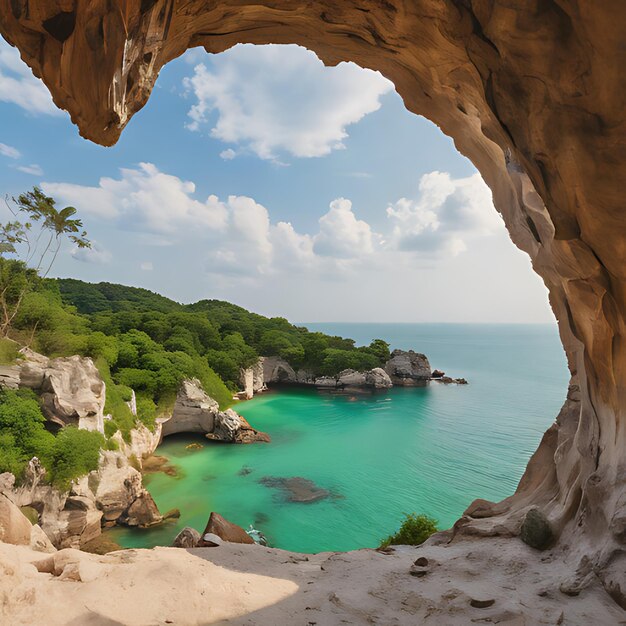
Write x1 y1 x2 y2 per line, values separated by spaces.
47 426 104 490
0 389 102 488
0 188 90 337
95 357 136 440
380 513 439 548
0 389 54 474
0 337 19 365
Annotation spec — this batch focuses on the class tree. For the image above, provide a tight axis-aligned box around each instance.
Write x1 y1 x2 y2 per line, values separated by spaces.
0 188 90 336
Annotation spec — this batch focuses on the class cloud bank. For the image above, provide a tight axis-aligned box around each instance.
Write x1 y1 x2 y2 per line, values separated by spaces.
183 44 393 161
43 164 502 280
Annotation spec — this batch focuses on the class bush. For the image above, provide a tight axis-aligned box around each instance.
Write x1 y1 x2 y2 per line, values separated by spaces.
48 426 105 490
380 513 439 548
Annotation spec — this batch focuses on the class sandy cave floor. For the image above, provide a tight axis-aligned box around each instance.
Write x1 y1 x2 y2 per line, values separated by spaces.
1 535 624 625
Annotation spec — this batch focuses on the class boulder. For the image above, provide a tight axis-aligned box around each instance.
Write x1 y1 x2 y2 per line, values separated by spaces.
0 364 20 389
208 409 271 444
30 524 56 553
338 369 367 387
161 378 218 437
520 508 555 550
314 376 338 388
119 490 162 527
0 493 32 545
173 526 201 548
199 512 255 545
431 369 445 378
384 350 431 385
365 368 393 389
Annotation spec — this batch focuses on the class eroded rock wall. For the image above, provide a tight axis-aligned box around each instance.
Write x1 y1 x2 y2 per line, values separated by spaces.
1 0 625 592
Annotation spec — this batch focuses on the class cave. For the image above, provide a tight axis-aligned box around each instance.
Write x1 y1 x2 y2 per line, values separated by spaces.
1 0 624 612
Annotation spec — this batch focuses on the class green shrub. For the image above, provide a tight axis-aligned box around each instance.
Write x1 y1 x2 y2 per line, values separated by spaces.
380 513 439 548
0 337 19 365
48 426 105 490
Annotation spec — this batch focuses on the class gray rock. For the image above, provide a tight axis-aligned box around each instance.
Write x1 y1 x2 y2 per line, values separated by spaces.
314 376 338 388
173 526 201 548
520 507 555 550
261 356 297 383
338 369 367 386
161 378 218 437
384 350 431 385
365 368 393 389
38 355 106 432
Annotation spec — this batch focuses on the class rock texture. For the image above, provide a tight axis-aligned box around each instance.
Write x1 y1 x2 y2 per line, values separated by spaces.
0 350 106 431
1 0 625 607
199 512 255 546
161 378 270 443
160 378 218 437
239 360 266 399
384 350 431 385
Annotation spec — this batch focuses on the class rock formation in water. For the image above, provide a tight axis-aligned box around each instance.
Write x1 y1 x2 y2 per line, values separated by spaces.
162 378 270 443
384 350 432 385
0 0 624 613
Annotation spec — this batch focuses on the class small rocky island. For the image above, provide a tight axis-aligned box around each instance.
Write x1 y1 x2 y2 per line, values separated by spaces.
239 349 467 399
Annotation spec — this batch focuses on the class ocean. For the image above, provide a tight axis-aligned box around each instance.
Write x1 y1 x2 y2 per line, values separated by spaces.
110 323 568 553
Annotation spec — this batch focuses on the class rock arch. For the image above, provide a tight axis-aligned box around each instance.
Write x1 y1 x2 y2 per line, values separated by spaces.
1 0 624 591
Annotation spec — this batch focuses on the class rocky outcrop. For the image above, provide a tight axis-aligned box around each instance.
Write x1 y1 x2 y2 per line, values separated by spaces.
160 379 218 437
0 349 106 432
162 378 270 444
260 357 393 391
384 350 431 386
239 360 266 400
208 409 271 444
261 356 297 384
1 0 624 608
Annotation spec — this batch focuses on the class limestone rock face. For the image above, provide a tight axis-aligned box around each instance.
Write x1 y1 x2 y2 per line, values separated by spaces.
0 493 32 545
38 356 106 431
0 350 107 432
208 409 271 444
384 350 431 386
161 378 218 437
2 0 625 594
261 356 297 383
239 359 266 399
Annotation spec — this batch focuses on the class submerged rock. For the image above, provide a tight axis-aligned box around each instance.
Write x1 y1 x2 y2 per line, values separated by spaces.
259 476 331 503
199 512 255 545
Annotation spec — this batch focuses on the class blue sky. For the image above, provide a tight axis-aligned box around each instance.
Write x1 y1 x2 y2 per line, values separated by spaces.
0 40 554 323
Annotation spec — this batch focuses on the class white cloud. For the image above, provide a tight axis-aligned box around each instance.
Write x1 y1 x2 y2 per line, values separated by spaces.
44 165 501 282
0 142 20 159
184 44 393 160
0 40 62 116
140 261 153 271
220 148 236 160
71 241 111 264
16 164 43 176
314 198 375 259
43 163 229 232
386 172 503 257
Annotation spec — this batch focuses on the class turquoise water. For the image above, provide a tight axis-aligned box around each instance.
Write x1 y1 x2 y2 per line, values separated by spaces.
110 323 569 553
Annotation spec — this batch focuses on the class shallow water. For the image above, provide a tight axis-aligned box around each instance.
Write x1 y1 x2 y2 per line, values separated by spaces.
110 323 568 553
